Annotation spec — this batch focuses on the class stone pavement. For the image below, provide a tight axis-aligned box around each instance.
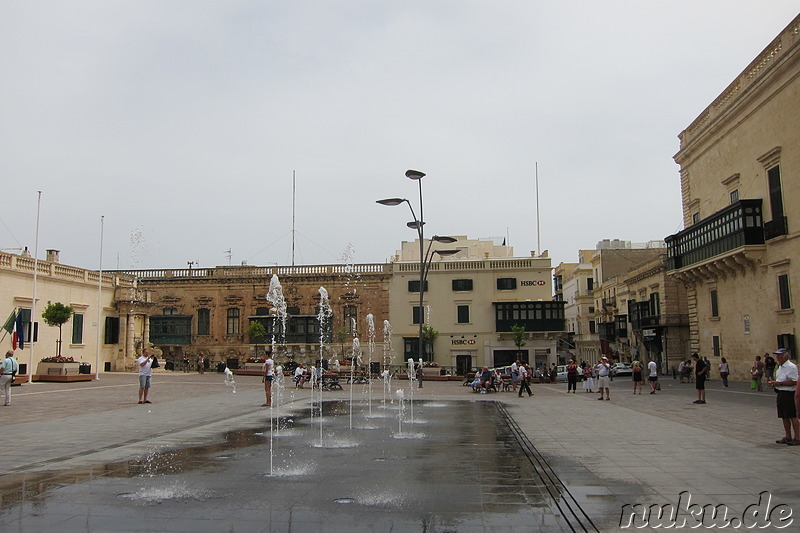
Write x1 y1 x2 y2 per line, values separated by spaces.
1 371 798 531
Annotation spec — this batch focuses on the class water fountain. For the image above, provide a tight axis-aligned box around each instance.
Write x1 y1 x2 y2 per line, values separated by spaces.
366 314 376 417
223 367 236 393
316 286 333 445
382 320 393 405
349 337 361 430
265 274 287 476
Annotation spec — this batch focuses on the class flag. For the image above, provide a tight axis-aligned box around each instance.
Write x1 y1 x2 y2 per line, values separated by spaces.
2 310 15 334
14 312 25 350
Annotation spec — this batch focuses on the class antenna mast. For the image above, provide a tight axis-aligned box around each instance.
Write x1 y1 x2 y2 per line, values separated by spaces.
291 170 296 266
535 162 541 255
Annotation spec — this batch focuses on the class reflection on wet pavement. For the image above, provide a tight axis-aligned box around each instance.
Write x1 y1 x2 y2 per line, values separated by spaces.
0 401 609 532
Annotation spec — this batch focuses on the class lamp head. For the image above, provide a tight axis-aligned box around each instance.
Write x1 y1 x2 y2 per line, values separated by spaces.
431 235 457 244
434 249 460 257
376 198 407 206
407 221 425 230
405 169 426 180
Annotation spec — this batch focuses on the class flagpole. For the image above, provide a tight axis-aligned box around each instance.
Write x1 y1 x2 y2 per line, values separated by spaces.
28 191 42 383
95 215 104 380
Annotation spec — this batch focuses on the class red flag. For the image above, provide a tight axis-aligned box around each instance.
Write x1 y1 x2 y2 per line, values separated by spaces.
12 315 18 350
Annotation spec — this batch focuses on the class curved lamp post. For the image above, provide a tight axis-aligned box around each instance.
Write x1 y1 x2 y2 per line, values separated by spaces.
377 170 458 363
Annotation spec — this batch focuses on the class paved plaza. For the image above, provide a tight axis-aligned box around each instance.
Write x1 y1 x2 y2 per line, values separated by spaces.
1 371 798 532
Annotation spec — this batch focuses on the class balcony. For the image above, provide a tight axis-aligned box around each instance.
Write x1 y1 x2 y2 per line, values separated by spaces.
628 301 659 331
494 301 566 333
598 322 616 342
665 199 764 270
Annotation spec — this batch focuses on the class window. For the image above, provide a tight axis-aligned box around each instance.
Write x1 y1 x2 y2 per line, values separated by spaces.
344 305 357 333
104 317 119 344
71 313 84 344
497 278 516 290
587 278 594 292
197 309 210 335
18 308 38 343
730 189 739 204
768 165 785 225
457 305 470 324
412 306 422 325
778 274 792 310
452 279 473 291
408 280 428 293
712 335 721 357
226 308 240 335
589 321 596 334
589 306 595 314
710 290 719 317
255 307 269 315
164 307 178 315
692 212 700 225
649 292 660 317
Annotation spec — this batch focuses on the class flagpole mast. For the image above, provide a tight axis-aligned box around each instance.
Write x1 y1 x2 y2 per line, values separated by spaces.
95 215 104 380
28 191 42 383
535 162 541 255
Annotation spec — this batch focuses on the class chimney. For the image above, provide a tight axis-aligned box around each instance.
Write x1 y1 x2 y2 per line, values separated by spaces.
46 249 60 263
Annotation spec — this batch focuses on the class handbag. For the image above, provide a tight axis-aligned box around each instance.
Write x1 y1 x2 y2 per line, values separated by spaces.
750 379 757 390
150 355 160 368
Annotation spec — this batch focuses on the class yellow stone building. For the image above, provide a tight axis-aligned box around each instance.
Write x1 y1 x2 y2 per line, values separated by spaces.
667 14 799 379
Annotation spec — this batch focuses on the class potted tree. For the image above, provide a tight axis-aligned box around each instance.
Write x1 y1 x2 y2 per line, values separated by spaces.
38 302 79 375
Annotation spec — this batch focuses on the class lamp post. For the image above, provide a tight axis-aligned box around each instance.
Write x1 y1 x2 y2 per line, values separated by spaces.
377 170 458 364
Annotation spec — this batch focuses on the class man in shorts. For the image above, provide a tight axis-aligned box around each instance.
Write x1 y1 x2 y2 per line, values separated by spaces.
262 354 275 407
768 348 799 445
647 356 658 394
692 353 707 404
137 349 154 404
596 357 611 400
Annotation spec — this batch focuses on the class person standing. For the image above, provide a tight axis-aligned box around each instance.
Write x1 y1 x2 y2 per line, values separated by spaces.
596 357 611 400
764 353 777 381
719 357 730 388
692 353 707 404
1 350 19 406
182 353 190 373
262 353 275 406
549 364 557 385
631 360 643 395
137 349 154 404
582 363 595 393
767 348 799 445
647 357 658 394
197 354 205 375
517 363 532 397
566 359 578 393
510 360 520 392
294 363 307 388
751 355 765 391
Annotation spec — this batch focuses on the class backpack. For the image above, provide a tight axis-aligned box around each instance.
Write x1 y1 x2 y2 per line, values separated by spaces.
150 355 160 368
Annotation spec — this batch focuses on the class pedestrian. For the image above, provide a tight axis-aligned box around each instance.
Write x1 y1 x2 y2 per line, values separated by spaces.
751 355 765 391
197 354 205 375
510 360 520 391
596 357 611 400
703 357 711 380
566 359 578 393
647 356 658 394
182 353 190 373
517 364 532 397
294 363 306 388
415 361 423 388
767 348 799 445
765 352 777 381
137 349 154 404
678 360 686 383
582 363 595 393
1 350 19 406
692 353 707 404
719 357 730 388
631 359 643 395
549 364 557 385
262 353 275 406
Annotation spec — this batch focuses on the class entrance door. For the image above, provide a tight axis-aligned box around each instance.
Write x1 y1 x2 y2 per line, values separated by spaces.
456 354 472 376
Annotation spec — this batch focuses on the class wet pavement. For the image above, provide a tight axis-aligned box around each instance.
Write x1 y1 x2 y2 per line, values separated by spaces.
1 372 799 531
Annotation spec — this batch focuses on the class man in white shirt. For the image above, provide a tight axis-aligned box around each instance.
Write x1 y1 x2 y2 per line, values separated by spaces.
137 349 154 404
1 350 19 406
262 355 275 407
768 348 799 445
647 357 658 394
596 357 611 401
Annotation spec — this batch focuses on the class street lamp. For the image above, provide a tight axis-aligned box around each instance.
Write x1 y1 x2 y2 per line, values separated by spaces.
377 170 458 364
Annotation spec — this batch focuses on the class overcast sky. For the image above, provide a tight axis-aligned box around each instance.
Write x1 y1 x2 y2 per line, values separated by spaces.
1 1 798 271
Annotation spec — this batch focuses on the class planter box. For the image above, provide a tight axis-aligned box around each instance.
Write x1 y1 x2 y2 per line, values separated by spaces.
36 362 81 375
243 363 265 371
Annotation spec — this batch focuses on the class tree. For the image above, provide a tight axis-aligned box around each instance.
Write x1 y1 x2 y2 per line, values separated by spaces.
511 324 527 362
247 321 267 357
335 326 349 360
42 301 74 357
421 325 439 362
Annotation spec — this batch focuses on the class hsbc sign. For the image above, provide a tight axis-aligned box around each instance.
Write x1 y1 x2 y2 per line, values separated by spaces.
521 280 547 286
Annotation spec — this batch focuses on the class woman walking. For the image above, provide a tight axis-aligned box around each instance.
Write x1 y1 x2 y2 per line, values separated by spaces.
632 360 643 395
719 357 730 388
566 359 578 393
582 363 595 393
751 355 765 392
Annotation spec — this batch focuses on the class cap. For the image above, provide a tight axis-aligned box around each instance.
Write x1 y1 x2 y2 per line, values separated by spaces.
774 348 788 355
601 356 608 361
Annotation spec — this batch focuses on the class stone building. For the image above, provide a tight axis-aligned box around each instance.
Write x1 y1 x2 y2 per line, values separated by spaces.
667 14 799 379
115 264 392 370
0 250 131 375
554 250 599 364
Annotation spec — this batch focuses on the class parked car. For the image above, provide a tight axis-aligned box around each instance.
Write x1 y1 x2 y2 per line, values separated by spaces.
611 363 633 377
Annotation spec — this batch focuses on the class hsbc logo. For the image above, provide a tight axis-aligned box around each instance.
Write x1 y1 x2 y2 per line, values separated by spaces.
521 280 547 286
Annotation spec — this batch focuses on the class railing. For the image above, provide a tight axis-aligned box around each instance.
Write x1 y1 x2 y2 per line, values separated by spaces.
665 199 764 270
115 263 392 280
0 251 134 287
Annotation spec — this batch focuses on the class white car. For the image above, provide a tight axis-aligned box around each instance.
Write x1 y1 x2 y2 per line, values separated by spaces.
611 363 633 377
